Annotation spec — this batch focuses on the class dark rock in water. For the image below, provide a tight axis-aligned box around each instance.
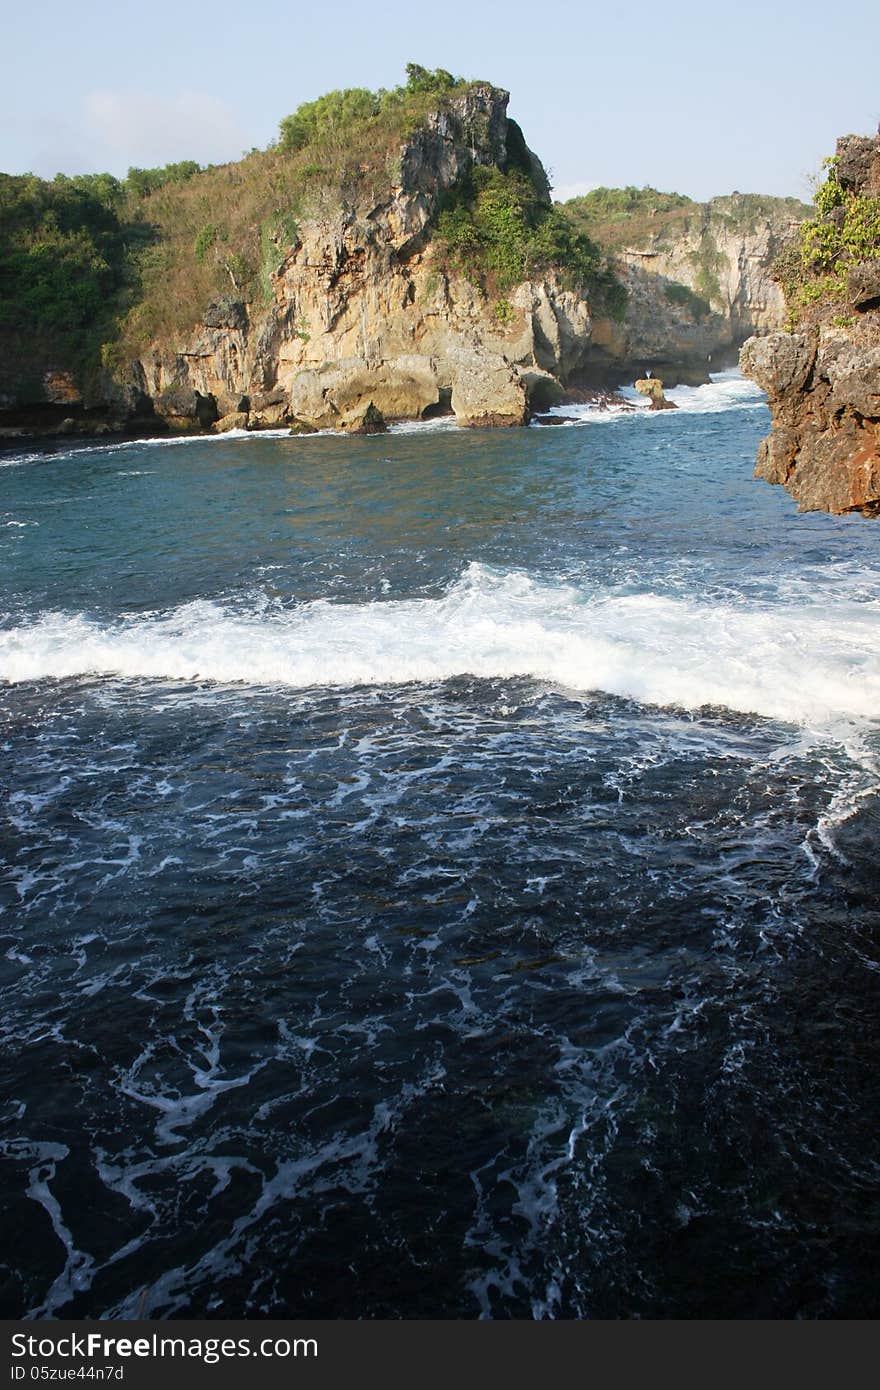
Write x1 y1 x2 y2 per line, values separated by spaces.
155 384 218 430
533 413 579 425
155 384 194 419
194 391 219 430
561 385 634 410
830 795 880 906
288 419 318 436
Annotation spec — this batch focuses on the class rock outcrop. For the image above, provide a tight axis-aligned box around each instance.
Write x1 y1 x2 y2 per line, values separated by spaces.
740 133 880 515
124 86 590 435
634 376 677 410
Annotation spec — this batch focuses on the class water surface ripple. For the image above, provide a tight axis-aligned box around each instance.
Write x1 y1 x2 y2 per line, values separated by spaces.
1 373 878 1317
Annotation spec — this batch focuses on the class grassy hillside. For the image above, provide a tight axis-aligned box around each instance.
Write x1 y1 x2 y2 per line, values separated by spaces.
564 185 809 254
563 185 693 247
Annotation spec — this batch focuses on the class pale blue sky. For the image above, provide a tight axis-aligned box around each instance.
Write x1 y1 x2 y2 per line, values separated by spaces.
4 0 878 201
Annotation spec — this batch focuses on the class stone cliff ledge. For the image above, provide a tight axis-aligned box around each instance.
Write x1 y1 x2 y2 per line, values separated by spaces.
741 132 880 516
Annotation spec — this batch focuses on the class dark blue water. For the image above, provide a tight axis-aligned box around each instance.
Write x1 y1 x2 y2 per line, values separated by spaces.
1 376 879 1317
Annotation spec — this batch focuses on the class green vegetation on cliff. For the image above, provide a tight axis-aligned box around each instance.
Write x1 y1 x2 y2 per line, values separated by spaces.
0 157 217 390
0 175 126 332
436 166 626 316
773 156 880 318
0 173 152 392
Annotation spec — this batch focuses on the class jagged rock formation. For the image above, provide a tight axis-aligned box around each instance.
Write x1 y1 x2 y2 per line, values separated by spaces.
573 193 810 385
119 86 590 434
740 134 880 515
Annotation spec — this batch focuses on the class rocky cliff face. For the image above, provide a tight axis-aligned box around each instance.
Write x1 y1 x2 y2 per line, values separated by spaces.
740 134 880 515
585 195 809 385
742 324 880 514
0 87 816 440
125 86 591 434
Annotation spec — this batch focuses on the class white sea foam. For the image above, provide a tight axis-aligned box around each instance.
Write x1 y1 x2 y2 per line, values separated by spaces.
538 368 767 426
2 562 878 732
388 416 460 435
0 428 298 470
664 369 767 413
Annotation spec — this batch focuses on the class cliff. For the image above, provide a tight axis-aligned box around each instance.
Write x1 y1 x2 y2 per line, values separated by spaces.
1 76 602 438
138 83 611 431
0 74 813 439
565 188 810 384
740 133 880 515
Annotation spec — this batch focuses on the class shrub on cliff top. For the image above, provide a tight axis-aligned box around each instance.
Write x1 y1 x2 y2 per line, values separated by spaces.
562 184 699 258
776 156 880 316
125 162 204 199
279 89 381 153
403 64 458 95
566 186 693 225
278 66 466 153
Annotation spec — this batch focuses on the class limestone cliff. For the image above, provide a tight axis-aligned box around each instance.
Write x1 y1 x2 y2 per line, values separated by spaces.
106 86 589 435
740 134 880 515
567 191 810 384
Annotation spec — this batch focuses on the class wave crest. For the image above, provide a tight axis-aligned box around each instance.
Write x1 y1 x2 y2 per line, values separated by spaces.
2 562 878 729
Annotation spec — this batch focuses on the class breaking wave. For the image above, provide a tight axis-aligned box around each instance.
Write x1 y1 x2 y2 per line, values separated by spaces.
538 367 767 426
2 561 878 731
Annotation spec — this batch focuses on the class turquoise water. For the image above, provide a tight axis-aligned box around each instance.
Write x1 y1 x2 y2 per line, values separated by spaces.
1 373 879 1317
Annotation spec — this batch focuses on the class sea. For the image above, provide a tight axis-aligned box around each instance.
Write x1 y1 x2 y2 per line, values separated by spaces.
1 369 878 1318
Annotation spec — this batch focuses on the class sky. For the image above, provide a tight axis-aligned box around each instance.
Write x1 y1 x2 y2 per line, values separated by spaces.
3 0 879 202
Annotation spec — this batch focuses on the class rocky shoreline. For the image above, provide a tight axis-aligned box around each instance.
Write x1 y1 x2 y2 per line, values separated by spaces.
1 385 646 451
740 132 880 516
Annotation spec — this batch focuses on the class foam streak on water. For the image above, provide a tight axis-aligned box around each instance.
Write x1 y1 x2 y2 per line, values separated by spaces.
2 562 878 731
